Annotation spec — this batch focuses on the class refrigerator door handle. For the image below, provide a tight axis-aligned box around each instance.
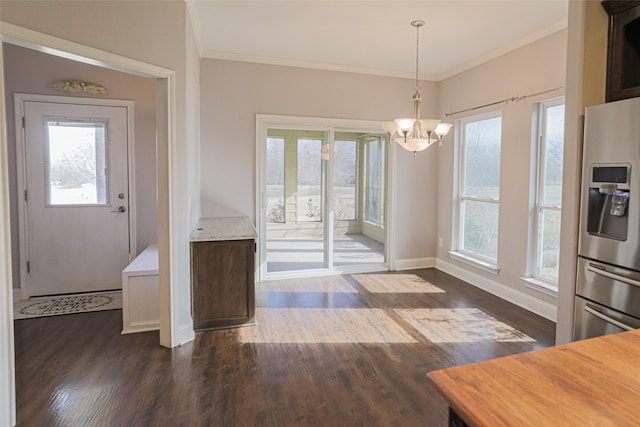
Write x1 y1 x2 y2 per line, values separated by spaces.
584 304 635 331
587 263 640 288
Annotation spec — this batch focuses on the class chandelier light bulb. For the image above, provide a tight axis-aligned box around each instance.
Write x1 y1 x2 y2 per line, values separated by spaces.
395 118 415 134
381 20 452 156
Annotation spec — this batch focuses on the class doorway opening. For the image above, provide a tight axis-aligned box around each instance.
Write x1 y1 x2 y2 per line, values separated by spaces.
257 115 393 281
0 23 181 424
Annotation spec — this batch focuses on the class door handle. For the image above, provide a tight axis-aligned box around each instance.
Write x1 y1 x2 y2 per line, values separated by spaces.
587 263 640 288
111 206 127 213
584 304 634 331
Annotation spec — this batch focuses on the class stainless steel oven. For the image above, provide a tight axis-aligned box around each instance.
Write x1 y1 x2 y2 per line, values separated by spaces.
574 258 640 340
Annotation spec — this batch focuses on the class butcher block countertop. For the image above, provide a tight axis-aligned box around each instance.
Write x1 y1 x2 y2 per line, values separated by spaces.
428 329 640 427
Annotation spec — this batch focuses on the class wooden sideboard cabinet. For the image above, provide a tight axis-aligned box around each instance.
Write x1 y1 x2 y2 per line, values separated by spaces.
190 217 257 331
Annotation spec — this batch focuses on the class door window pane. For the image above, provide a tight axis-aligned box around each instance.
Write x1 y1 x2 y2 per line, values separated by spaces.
46 120 107 206
297 138 322 222
334 140 357 221
266 137 285 223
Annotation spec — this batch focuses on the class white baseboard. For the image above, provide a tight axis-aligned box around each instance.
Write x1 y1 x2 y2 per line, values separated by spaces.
435 258 557 322
176 322 195 346
394 257 436 271
13 288 20 303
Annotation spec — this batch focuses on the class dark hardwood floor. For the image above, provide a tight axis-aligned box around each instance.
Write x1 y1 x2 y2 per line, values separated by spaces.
14 269 555 426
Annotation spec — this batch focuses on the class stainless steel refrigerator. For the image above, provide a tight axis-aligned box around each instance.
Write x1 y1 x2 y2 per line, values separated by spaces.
575 97 640 341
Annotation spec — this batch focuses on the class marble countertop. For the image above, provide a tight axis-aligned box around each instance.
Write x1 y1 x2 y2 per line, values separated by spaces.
428 329 640 426
190 216 257 242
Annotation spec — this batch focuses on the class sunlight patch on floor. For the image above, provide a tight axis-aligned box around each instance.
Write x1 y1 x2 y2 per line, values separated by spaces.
266 234 385 272
353 274 445 294
238 308 418 344
258 276 359 293
395 308 536 343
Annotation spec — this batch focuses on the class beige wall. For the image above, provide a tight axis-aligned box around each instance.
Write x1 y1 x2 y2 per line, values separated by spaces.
199 59 441 261
436 29 568 310
0 1 578 346
2 43 158 290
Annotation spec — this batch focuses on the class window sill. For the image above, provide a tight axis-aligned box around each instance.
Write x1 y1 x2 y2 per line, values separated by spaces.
521 277 558 298
448 251 500 275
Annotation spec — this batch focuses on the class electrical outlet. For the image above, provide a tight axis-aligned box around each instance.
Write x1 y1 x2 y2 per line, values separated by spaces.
438 237 443 247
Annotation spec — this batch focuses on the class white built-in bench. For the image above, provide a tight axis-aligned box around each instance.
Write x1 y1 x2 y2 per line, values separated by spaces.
121 244 159 334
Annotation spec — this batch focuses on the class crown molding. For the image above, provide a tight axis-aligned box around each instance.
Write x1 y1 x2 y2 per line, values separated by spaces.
201 49 423 80
202 19 567 82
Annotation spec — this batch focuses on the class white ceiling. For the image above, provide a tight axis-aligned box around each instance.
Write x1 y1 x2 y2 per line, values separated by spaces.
187 0 568 81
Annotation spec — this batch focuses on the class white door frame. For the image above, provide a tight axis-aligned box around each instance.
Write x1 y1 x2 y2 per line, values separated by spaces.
0 38 17 427
14 94 137 300
255 114 397 282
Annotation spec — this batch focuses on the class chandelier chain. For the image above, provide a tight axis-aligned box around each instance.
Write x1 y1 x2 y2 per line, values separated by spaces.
415 23 420 91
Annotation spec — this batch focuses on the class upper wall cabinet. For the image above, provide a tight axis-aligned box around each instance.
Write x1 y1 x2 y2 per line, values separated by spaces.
603 0 640 102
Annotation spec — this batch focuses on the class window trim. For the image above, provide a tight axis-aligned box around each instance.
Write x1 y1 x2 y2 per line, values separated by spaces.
453 110 503 266
529 97 565 288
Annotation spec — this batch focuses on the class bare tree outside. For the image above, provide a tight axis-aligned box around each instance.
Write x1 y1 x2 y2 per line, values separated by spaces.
266 137 285 223
334 140 357 220
460 116 502 259
47 122 106 205
297 138 322 222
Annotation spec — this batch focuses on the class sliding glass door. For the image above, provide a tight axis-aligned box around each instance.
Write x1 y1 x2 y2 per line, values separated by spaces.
258 117 389 281
332 134 386 268
265 130 327 272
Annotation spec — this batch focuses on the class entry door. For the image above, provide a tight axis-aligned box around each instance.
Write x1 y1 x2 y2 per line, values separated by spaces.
22 100 130 296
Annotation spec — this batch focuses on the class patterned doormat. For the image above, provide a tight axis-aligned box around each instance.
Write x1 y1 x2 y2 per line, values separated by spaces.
13 291 122 320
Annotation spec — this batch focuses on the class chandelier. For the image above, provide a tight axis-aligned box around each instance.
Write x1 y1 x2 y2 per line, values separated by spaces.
382 20 452 156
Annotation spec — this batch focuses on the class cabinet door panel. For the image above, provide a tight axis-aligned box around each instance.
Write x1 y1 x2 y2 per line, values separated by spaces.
191 240 255 330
